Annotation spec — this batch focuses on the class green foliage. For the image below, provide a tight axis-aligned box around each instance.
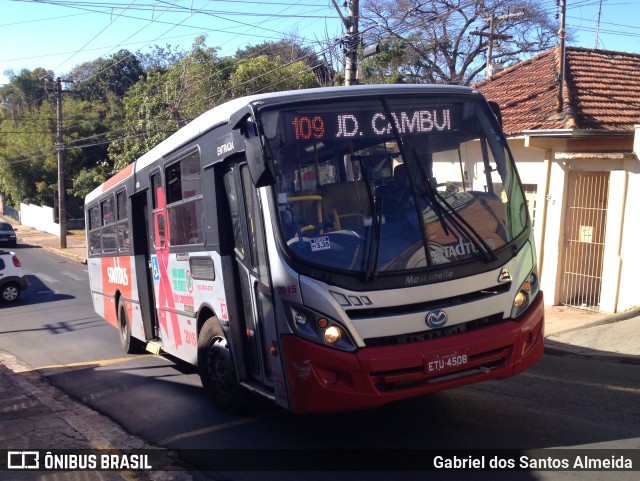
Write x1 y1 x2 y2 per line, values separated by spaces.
0 102 56 207
137 44 186 73
358 40 410 84
1 37 331 211
69 50 144 102
108 39 235 171
0 68 51 110
230 55 319 97
69 162 110 199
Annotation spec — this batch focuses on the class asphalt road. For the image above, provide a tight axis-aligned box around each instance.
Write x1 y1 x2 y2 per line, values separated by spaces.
1 246 638 481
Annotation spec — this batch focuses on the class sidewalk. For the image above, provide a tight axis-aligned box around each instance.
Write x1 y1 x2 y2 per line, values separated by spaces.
0 354 148 480
1 214 638 479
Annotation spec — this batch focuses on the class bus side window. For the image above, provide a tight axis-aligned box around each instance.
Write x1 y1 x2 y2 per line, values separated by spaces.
101 195 117 253
156 214 166 249
116 190 130 252
151 172 162 209
165 151 204 246
88 204 101 255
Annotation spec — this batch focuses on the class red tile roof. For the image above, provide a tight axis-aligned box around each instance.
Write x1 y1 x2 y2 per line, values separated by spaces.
474 46 640 136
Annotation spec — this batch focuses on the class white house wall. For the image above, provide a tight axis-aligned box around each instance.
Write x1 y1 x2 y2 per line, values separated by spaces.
508 141 555 294
616 158 640 312
508 132 640 313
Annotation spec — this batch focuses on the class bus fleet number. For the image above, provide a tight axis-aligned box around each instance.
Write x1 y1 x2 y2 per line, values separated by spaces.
184 330 197 346
277 285 298 295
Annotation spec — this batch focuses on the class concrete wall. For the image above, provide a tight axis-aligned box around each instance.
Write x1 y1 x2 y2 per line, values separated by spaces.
19 203 60 237
615 141 640 312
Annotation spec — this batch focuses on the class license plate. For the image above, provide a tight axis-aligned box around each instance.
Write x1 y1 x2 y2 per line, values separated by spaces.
424 350 469 374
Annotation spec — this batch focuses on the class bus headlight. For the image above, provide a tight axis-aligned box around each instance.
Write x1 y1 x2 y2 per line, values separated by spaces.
285 303 356 351
323 326 342 344
294 311 308 326
511 270 540 318
513 290 527 309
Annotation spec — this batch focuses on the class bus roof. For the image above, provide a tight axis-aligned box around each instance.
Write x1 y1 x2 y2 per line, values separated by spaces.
86 84 478 204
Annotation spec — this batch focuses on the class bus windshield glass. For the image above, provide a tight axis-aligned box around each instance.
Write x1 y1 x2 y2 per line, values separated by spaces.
261 95 528 275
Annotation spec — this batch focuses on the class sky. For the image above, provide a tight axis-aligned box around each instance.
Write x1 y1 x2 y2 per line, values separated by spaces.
1 0 640 87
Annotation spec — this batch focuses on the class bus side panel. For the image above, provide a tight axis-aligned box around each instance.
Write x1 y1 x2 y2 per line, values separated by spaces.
152 250 228 366
153 253 199 364
88 257 110 325
89 254 145 342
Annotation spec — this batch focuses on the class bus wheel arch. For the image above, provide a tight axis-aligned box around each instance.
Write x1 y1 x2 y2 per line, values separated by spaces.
117 298 144 354
197 315 246 413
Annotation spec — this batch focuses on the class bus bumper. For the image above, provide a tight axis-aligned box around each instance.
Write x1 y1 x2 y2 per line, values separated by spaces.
281 292 544 414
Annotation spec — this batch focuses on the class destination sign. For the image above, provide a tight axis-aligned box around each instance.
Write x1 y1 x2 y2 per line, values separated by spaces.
286 106 460 143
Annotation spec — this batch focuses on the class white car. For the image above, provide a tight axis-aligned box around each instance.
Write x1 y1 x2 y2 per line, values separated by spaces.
0 250 28 303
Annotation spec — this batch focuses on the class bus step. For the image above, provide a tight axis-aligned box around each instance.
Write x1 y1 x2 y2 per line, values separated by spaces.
145 341 163 355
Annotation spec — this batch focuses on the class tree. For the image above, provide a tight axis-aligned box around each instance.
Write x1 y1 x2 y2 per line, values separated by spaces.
236 39 334 87
137 44 186 73
108 37 236 171
358 39 410 84
230 55 319 97
68 50 144 102
361 0 560 85
0 102 57 208
0 68 51 113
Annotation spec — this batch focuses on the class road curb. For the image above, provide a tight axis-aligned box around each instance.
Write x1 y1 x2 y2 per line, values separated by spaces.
543 341 640 365
0 352 194 480
43 246 87 264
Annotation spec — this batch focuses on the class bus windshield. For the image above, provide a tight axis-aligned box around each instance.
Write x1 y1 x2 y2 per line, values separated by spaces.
261 95 528 276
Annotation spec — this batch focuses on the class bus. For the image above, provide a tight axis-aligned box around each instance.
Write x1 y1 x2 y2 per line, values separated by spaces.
85 84 544 414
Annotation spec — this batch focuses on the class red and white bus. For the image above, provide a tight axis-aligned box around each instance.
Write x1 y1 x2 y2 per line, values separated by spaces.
85 84 544 414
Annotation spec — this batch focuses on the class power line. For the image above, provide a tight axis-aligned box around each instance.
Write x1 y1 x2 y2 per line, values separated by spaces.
2 0 341 86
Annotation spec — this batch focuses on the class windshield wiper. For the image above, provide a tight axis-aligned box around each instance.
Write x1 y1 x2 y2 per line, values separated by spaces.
421 181 498 263
352 154 383 282
380 99 434 266
379 97 496 264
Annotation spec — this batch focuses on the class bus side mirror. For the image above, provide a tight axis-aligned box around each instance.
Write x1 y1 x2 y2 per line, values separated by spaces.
230 109 275 188
488 101 503 127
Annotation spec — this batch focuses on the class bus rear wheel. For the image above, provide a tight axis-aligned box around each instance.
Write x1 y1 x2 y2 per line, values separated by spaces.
198 316 246 413
118 300 145 354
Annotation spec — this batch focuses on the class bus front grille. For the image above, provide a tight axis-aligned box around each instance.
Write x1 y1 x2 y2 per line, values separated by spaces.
363 313 505 347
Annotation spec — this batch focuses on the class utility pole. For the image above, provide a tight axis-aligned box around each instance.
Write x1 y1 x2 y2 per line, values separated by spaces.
557 0 567 113
332 0 360 86
345 0 359 86
46 77 73 249
594 0 603 48
472 10 524 77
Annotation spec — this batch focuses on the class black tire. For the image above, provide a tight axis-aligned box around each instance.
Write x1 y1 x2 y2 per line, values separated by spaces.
1 282 20 303
118 300 145 354
198 316 246 413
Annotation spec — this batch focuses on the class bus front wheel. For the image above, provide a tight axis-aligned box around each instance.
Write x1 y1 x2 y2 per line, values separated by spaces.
198 317 246 413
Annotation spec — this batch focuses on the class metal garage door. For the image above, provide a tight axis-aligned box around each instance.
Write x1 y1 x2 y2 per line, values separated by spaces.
560 171 609 311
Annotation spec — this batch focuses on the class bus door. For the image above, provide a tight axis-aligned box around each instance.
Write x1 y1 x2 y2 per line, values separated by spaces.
130 189 158 341
223 164 277 390
149 170 180 351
